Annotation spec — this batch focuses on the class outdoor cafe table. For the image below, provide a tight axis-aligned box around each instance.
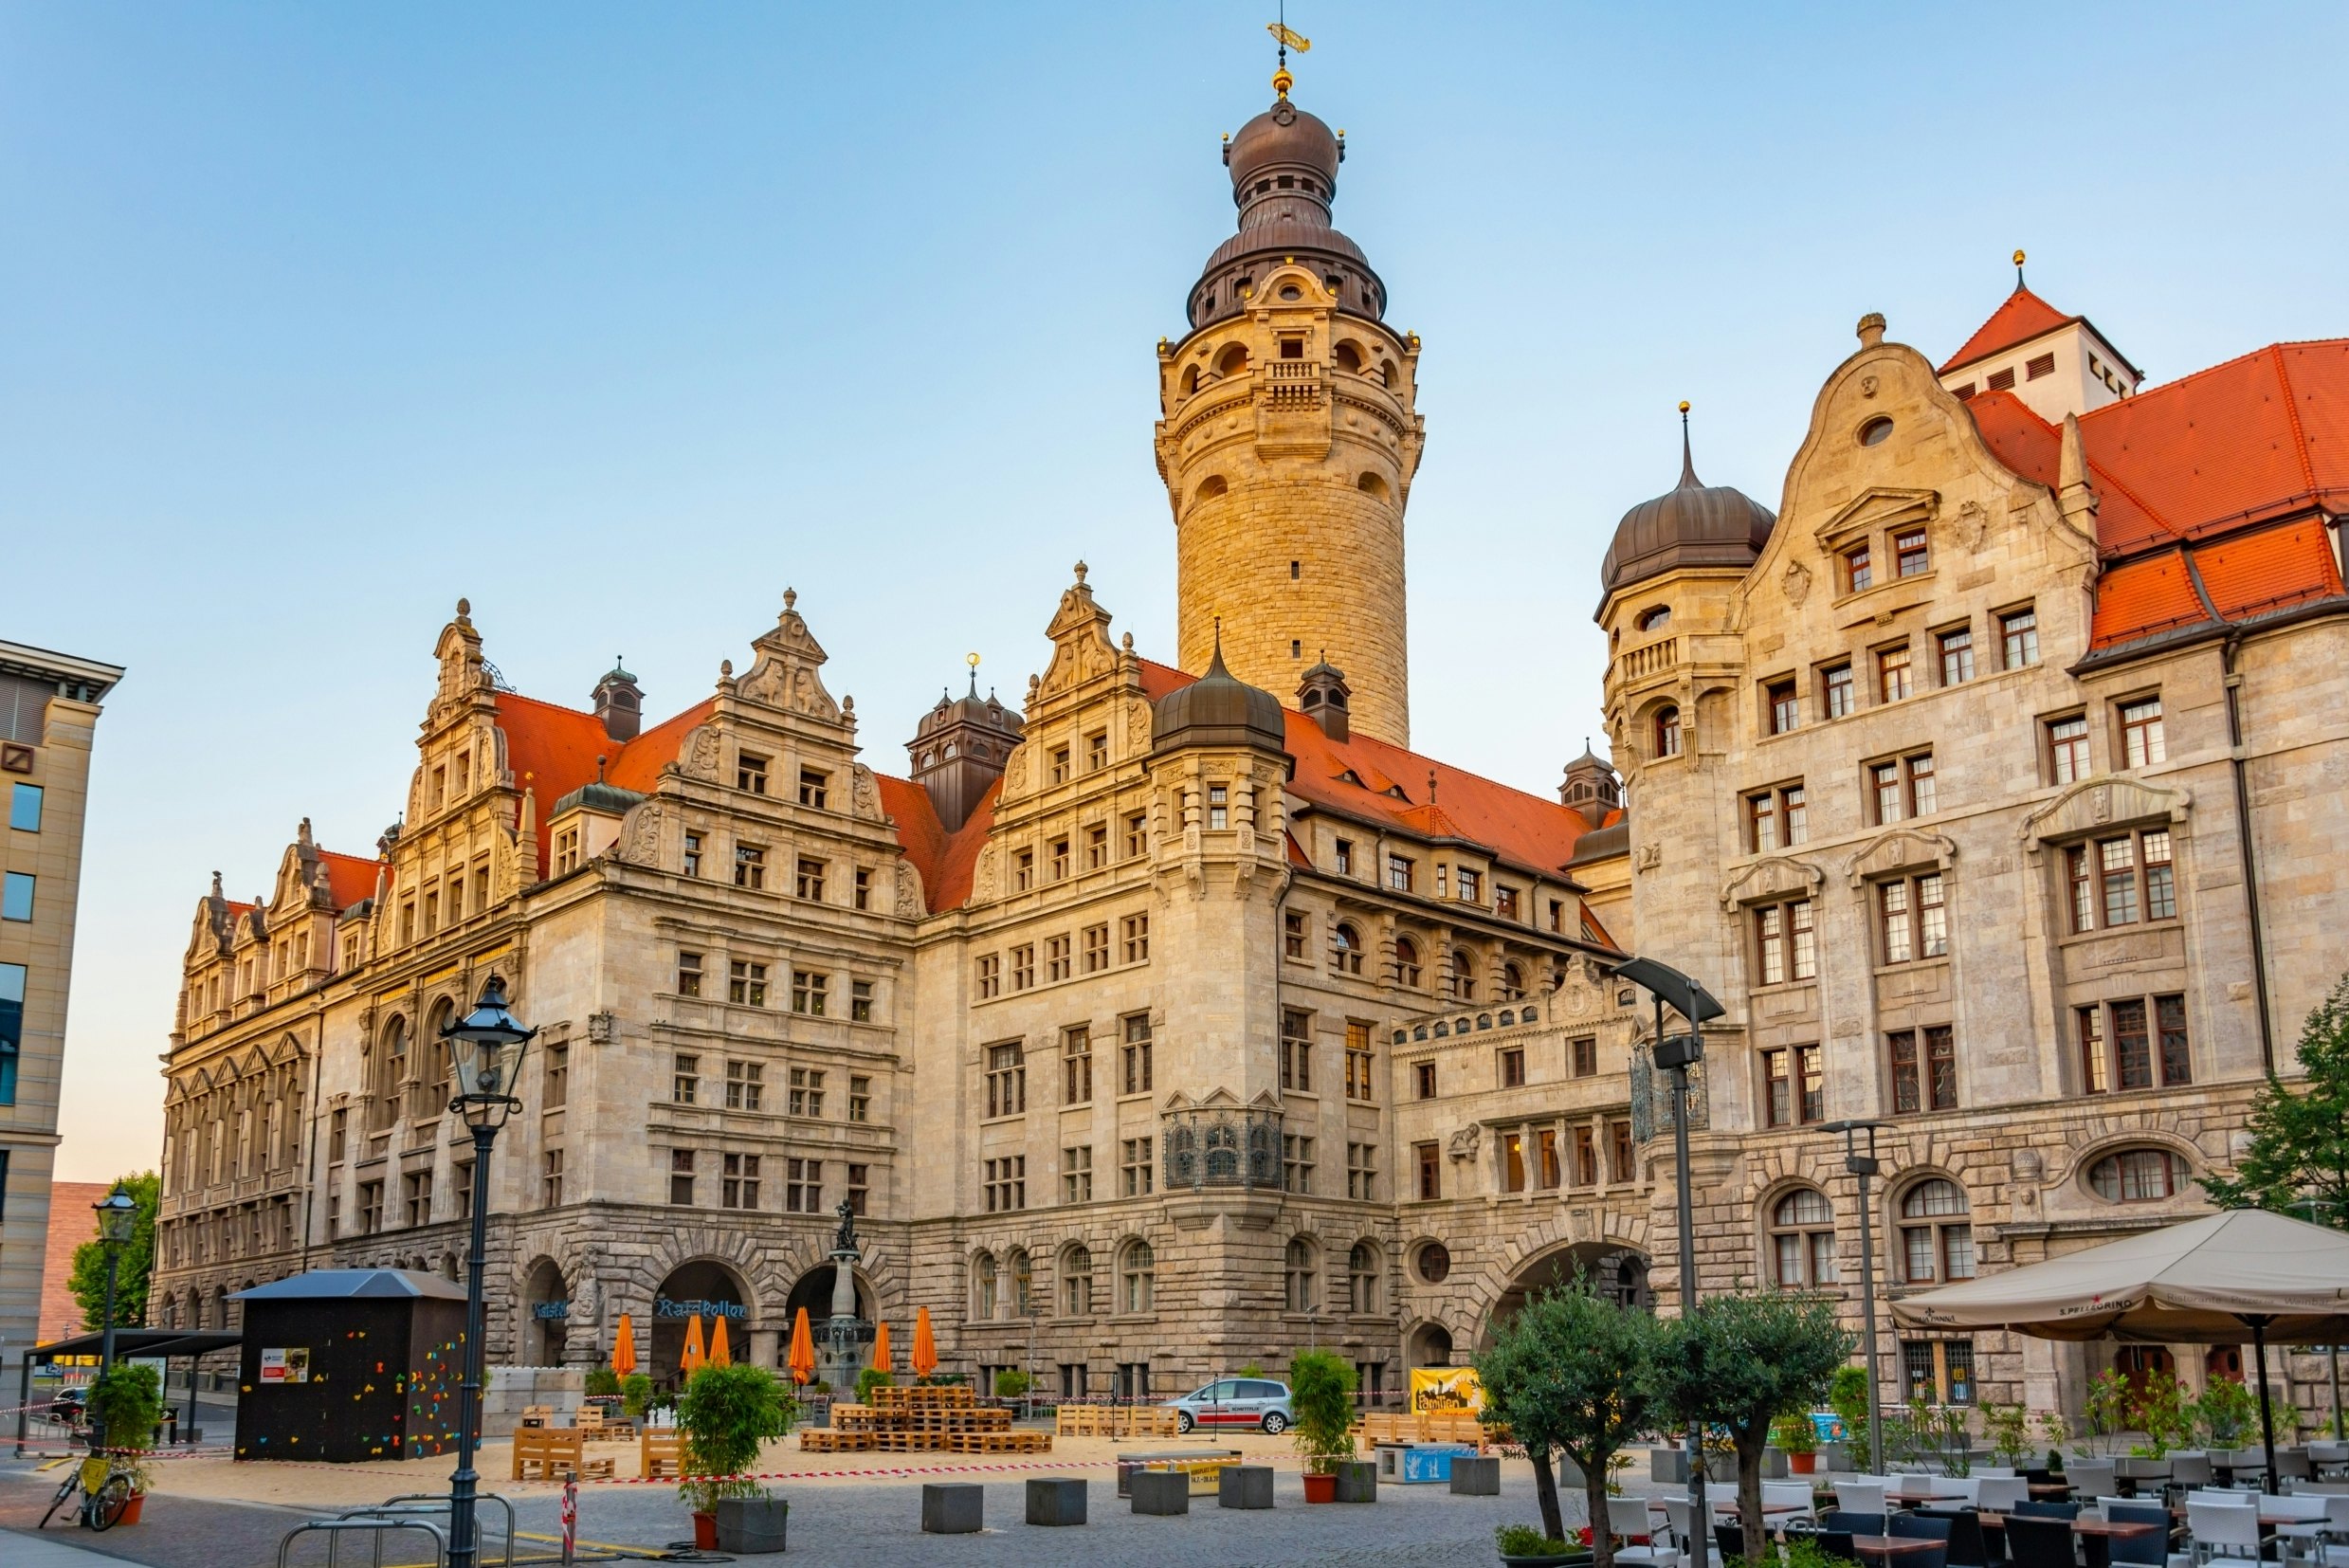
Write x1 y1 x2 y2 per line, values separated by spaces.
1976 1512 2162 1568
1850 1537 1945 1564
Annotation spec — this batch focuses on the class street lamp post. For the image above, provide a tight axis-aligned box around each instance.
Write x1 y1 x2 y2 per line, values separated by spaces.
90 1186 139 1454
441 976 537 1568
1612 957 1725 1537
1822 1120 1892 1474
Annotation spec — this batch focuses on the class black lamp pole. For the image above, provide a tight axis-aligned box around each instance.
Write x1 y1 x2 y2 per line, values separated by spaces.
440 976 535 1568
91 1186 138 1454
1823 1120 1892 1474
1612 957 1725 1543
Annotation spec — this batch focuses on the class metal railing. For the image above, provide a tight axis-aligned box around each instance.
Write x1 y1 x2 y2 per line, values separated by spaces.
276 1515 447 1568
336 1492 514 1568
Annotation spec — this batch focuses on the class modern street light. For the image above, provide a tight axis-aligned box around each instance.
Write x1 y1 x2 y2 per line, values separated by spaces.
1612 956 1725 1537
1822 1120 1893 1474
90 1185 139 1454
441 975 536 1568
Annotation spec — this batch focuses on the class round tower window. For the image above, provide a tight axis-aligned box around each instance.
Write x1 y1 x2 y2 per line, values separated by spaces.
1279 284 1302 301
1416 1243 1451 1285
1859 416 1895 447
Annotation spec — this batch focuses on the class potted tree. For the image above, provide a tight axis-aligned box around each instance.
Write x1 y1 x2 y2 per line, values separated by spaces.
87 1363 164 1525
1775 1412 1820 1475
1497 1522 1595 1568
676 1361 796 1553
1288 1350 1358 1503
1474 1278 1657 1567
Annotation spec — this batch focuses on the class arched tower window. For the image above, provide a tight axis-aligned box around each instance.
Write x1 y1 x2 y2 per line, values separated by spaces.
1653 706 1683 758
1332 922 1363 975
1393 936 1423 990
1193 474 1229 504
1213 343 1250 378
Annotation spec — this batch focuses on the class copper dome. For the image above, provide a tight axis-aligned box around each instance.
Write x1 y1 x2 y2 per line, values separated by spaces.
1153 641 1287 757
1599 428 1775 600
1227 99 1341 200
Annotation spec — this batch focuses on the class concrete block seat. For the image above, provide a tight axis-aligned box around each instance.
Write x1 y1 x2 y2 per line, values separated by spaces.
1026 1478 1087 1526
1219 1466 1276 1509
1132 1469 1192 1516
922 1483 985 1535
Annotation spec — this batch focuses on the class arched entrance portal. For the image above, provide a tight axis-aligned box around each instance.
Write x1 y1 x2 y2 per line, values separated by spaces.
781 1266 878 1377
523 1259 570 1366
1410 1322 1455 1367
1481 1243 1652 1351
651 1261 750 1385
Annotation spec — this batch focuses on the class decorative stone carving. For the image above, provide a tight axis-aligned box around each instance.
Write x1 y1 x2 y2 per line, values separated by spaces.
851 764 883 822
1840 830 1957 887
736 588 842 720
1126 703 1152 754
614 800 665 866
1038 563 1121 701
1781 559 1812 606
1719 854 1824 910
1958 500 1989 550
678 725 721 782
973 844 999 903
894 862 923 919
2019 775 2189 848
1860 374 1880 399
587 1012 616 1045
1004 747 1029 794
1447 1125 1482 1161
1636 843 1662 870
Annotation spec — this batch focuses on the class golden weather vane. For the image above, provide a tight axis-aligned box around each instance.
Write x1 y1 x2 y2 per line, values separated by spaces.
1267 6 1309 98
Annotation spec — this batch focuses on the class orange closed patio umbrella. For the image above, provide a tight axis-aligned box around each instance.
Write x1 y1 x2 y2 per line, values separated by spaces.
870 1320 893 1377
788 1307 816 1387
611 1313 637 1378
910 1305 938 1380
681 1313 707 1376
708 1313 733 1367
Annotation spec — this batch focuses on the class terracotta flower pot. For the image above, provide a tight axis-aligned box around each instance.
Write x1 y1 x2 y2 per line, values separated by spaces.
691 1510 718 1550
1790 1451 1817 1474
118 1493 146 1526
1303 1472 1338 1504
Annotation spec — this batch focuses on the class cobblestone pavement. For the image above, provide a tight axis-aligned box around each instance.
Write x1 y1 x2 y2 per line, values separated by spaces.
0 1458 1596 1566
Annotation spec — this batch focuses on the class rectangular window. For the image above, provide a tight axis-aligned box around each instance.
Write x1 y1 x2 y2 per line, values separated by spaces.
672 1053 700 1104
2027 352 2056 380
1281 1009 1313 1091
984 1155 1027 1212
1387 854 1414 892
405 1170 433 1227
683 831 703 877
1206 784 1229 830
736 753 769 794
2078 1005 2109 1093
1878 644 1912 702
543 1043 570 1107
1903 1340 1977 1406
2000 607 2040 669
1343 1020 1375 1101
786 1158 823 1212
797 767 829 809
1889 1024 1958 1114
1062 1025 1092 1104
1 872 33 922
9 783 43 831
1747 784 1807 852
1120 913 1150 962
848 1074 871 1122
676 951 704 996
1121 1137 1154 1196
1938 626 1975 685
725 1059 763 1111
1415 1140 1440 1200
1082 922 1110 973
1086 730 1108 772
2049 713 2090 784
721 1153 761 1209
1845 542 1874 593
1121 1013 1153 1094
1763 1047 1791 1127
1767 679 1799 735
1414 1060 1437 1100
1062 1144 1093 1203
847 1162 869 1216
1496 884 1520 921
976 953 1000 999
1575 1125 1598 1186
729 959 768 1007
1501 1132 1526 1194
734 844 766 889
2068 828 2175 934
1084 824 1108 869
783 968 825 1015
849 978 874 1022
987 1042 1027 1118
1334 838 1354 876
1880 881 1913 964
2158 994 2193 1085
2112 997 2154 1090
1284 910 1307 958
1046 934 1071 982
1755 899 1816 985
853 867 871 909
1896 527 1930 577
1610 1119 1634 1184
1283 1133 1315 1194
1823 663 1855 719
795 857 827 902
1456 866 1483 904
1571 1035 1597 1078
1048 837 1069 880
1500 1046 1525 1088
2121 697 2166 768
1535 1128 1561 1189
1014 848 1034 890
668 1149 696 1206
1124 812 1148 858
1349 1140 1380 1199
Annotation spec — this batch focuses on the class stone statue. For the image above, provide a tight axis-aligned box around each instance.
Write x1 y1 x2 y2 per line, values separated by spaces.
833 1198 859 1255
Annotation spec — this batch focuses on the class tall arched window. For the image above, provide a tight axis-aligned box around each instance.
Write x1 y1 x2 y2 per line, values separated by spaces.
1120 1239 1156 1313
1446 949 1476 1001
1898 1178 1975 1284
1769 1189 1837 1287
1009 1249 1034 1316
1284 1236 1319 1312
1348 1242 1380 1314
973 1251 998 1319
1061 1244 1093 1316
1500 963 1525 1002
422 998 455 1116
1653 706 1683 759
1332 922 1364 975
1394 937 1424 990
370 1017 409 1130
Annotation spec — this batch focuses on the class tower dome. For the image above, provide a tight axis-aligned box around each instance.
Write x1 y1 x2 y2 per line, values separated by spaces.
1599 412 1776 599
1190 81 1386 328
1153 637 1287 757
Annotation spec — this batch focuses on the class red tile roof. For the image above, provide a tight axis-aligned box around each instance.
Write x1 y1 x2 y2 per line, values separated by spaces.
493 692 714 877
1939 286 2081 376
1964 339 2349 651
317 850 381 911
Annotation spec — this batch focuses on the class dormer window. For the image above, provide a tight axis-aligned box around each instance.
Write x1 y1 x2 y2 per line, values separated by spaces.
1635 606 1671 632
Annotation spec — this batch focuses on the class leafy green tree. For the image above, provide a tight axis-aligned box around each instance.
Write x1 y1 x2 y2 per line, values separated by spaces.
1286 1350 1358 1475
1647 1290 1853 1565
2204 975 2349 1223
676 1362 795 1514
69 1173 159 1332
1476 1279 1662 1558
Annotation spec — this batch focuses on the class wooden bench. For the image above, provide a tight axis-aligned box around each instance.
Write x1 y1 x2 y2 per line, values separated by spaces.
1357 1412 1420 1444
511 1427 615 1482
638 1429 683 1479
1424 1411 1489 1447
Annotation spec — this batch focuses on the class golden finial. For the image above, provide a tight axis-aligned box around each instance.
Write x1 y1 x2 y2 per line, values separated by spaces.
1678 400 1691 414
967 651 981 671
1272 64 1293 98
2013 249 2027 287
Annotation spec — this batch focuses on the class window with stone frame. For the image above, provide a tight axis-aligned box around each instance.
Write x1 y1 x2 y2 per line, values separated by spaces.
1754 899 1817 985
1010 944 1035 990
736 752 769 793
1332 921 1365 975
850 978 874 1022
1014 848 1034 890
1896 526 1931 577
1048 837 1069 880
729 960 768 1007
1897 1177 1974 1284
1538 1127 1562 1188
667 1149 695 1205
1500 1131 1527 1193
986 1042 1026 1118
1747 783 1808 852
848 1075 871 1122
542 1043 569 1107
1062 1245 1095 1314
1062 1025 1092 1104
2088 1146 2184 1202
1394 936 1425 990
1045 934 1071 982
1347 1140 1378 1199
1877 873 1948 965
2078 994 2192 1093
1061 1144 1092 1203
677 950 704 996
1284 1236 1319 1310
1413 1059 1437 1099
1124 811 1148 858
1085 730 1108 772
791 969 827 1014
1120 913 1149 962
1769 1188 1837 1286
1414 1140 1440 1200
1206 783 1229 830
785 1158 822 1212
1843 541 1874 594
2048 712 2091 785
1120 1137 1153 1196
1387 853 1415 892
1343 1020 1375 1100
721 1153 761 1209
1760 1043 1824 1127
1609 1119 1634 1183
1085 823 1109 869
405 1169 433 1227
797 767 829 809
788 1066 825 1117
1281 1009 1313 1091
1652 705 1683 758
853 867 871 909
725 1059 763 1111
1120 1013 1152 1094
1348 1242 1380 1313
1766 677 1800 735
734 843 766 889
1284 909 1308 958
1282 1134 1315 1194
1868 751 1937 823
1822 661 1856 719
672 1053 701 1104
975 953 1000 998
1499 1045 1525 1088
1888 1024 1958 1113
1877 643 1913 702
1120 1240 1155 1312
794 857 827 902
2119 695 2167 768
984 1155 1026 1212
1574 1125 1598 1186
1938 624 1976 685
847 1162 869 1215
2000 606 2040 668
2066 828 2176 933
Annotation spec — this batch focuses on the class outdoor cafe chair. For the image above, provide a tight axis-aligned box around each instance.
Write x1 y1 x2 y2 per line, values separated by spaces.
2099 1500 2174 1568
1979 1478 2034 1513
1612 1494 1684 1568
2004 1515 2083 1568
1915 1506 1992 1568
2015 1501 2084 1522
2185 1499 2262 1566
2068 1462 2121 1502
1828 1510 1891 1538
1765 1480 1821 1523
1840 1483 1890 1517
2263 1493 2329 1565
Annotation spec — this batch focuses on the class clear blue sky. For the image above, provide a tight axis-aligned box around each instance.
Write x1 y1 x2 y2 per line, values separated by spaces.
8 2 2343 1180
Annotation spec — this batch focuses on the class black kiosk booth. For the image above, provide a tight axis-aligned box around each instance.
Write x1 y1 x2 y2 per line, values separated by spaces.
231 1269 468 1463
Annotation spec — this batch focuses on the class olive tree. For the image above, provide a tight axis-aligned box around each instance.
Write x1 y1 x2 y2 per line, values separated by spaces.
1476 1279 1662 1558
1648 1289 1853 1564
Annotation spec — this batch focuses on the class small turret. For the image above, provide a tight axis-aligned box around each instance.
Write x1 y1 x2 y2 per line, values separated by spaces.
907 667 1025 832
1560 741 1622 826
1296 656 1351 742
592 659 643 741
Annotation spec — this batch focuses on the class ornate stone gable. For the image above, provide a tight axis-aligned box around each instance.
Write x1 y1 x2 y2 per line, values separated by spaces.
735 589 842 723
1719 854 1827 910
1034 563 1120 707
2019 775 2190 850
1841 828 1958 886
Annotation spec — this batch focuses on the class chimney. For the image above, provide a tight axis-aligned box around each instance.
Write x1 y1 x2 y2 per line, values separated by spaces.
1296 657 1351 742
592 660 642 741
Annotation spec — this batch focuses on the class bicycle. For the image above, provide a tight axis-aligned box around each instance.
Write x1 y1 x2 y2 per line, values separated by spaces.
38 1451 137 1531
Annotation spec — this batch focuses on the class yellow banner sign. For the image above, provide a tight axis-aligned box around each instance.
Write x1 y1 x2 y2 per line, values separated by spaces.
1409 1366 1484 1413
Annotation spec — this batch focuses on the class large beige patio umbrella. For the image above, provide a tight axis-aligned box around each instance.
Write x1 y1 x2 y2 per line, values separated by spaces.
1892 1209 2349 1493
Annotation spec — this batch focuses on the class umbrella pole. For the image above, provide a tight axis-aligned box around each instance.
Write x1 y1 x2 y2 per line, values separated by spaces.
2249 1316 2280 1496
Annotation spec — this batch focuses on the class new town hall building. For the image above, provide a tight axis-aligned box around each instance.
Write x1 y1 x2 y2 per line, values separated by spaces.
151 73 2349 1418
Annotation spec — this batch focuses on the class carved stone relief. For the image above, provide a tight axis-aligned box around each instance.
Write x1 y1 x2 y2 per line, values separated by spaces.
678 725 722 782
615 800 665 866
1782 559 1812 606
851 764 883 822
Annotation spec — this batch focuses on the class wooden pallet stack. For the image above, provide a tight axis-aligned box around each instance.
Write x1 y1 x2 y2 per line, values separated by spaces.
796 1383 1051 1455
1054 1404 1183 1439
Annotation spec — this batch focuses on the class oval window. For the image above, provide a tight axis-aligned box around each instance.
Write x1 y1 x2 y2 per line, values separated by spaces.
1279 283 1302 301
1416 1243 1451 1284
1860 416 1895 447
